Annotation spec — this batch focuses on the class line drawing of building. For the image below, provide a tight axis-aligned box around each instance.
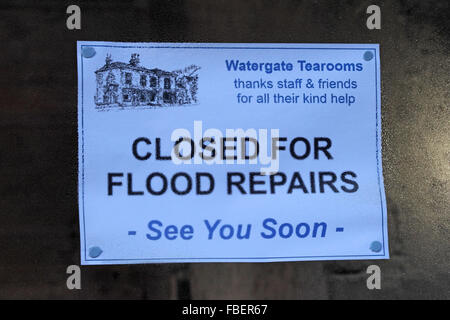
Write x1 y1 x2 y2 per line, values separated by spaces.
94 53 199 108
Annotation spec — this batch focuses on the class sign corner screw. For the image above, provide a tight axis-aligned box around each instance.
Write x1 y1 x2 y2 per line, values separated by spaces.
82 47 96 58
363 51 374 61
88 246 103 258
370 241 382 253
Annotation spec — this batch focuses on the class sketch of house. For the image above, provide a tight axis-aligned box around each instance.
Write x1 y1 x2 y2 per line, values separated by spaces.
94 53 199 108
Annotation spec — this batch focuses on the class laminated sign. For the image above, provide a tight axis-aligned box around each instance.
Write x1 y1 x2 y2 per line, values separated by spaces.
77 42 389 264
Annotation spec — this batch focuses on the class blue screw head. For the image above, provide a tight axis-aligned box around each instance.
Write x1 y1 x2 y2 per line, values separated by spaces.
82 47 96 58
370 241 383 253
89 246 103 258
364 51 374 61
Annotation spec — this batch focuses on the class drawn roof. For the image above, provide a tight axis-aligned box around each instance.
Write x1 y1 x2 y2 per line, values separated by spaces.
95 60 175 76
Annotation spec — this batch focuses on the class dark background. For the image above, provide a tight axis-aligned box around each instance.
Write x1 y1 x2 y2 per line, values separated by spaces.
0 0 448 299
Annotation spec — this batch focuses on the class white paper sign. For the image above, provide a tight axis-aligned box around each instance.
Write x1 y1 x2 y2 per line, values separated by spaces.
77 42 388 264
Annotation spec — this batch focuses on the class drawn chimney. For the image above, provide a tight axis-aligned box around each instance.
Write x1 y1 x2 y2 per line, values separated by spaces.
105 54 112 66
129 53 140 66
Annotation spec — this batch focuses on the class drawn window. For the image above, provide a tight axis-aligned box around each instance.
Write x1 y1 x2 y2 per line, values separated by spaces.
163 92 171 103
123 94 129 101
164 78 171 89
140 75 146 87
125 73 132 85
150 77 157 87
